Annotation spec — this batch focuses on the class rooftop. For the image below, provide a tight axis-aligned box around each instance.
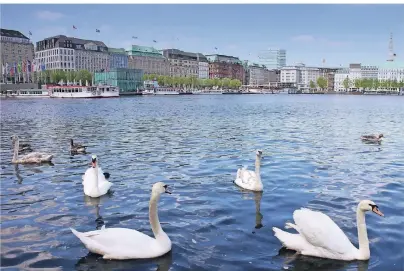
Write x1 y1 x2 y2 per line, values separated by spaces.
42 35 107 47
108 47 127 54
0 28 29 39
127 45 165 58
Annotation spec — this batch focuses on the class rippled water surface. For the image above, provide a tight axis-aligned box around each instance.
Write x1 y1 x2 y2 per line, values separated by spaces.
1 95 403 271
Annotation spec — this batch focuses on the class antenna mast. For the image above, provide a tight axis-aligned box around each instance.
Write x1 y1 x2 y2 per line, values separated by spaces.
387 32 397 62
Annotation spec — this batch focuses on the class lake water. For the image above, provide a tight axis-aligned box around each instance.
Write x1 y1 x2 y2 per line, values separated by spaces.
1 95 403 271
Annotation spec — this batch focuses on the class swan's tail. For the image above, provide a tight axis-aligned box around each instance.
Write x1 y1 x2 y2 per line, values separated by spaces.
42 154 53 162
272 227 306 252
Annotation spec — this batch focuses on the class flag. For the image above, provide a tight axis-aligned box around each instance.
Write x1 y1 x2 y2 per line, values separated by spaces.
214 47 218 50
132 36 137 39
153 40 157 43
29 31 32 36
22 60 27 73
73 25 77 29
2 63 4 75
17 62 22 73
27 60 31 72
41 63 46 71
96 29 100 33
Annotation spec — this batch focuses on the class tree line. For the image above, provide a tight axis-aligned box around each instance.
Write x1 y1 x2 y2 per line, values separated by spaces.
142 74 242 89
34 70 93 84
309 76 404 91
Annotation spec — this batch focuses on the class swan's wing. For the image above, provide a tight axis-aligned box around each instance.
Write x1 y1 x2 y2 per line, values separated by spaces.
71 227 162 259
240 170 257 184
293 208 356 254
22 152 51 160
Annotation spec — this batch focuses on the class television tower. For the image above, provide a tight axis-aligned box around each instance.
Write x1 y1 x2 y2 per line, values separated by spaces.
387 32 397 62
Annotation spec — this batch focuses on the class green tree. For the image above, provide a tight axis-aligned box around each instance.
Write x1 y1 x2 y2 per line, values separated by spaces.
316 76 328 91
309 80 316 89
372 79 379 90
342 77 350 91
354 79 362 91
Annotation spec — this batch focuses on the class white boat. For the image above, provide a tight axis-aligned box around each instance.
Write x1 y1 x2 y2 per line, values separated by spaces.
48 84 119 98
192 89 223 95
142 88 179 95
1 89 49 98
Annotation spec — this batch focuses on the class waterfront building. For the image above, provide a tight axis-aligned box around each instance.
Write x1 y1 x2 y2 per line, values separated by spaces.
300 66 321 89
378 61 404 82
206 54 245 83
162 49 208 78
127 45 169 76
361 65 378 79
1 28 34 66
280 66 301 85
258 48 286 69
94 68 143 92
109 48 128 69
35 35 109 72
248 64 270 85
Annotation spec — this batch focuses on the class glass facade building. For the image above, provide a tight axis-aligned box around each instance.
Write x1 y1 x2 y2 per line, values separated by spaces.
94 68 143 92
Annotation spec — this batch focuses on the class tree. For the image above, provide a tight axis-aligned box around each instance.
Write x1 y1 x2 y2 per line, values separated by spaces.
354 79 362 92
343 77 350 91
316 76 328 91
309 80 316 89
372 79 379 90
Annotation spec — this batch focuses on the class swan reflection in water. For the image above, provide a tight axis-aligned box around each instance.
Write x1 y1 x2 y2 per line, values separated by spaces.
236 188 264 233
276 247 370 271
14 164 23 184
75 250 173 271
83 194 113 230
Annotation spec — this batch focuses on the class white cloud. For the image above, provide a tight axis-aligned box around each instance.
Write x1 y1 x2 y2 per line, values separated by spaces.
35 10 65 21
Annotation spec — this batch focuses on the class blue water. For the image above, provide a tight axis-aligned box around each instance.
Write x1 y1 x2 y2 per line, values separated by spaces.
1 95 403 271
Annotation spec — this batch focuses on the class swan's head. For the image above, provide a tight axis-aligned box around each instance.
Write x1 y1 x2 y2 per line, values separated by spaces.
70 139 74 145
91 155 97 168
358 200 384 217
378 134 384 139
152 182 172 195
256 150 263 157
10 135 18 143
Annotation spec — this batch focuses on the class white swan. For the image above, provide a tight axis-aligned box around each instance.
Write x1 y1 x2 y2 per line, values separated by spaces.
11 135 53 164
234 150 263 191
272 200 384 261
82 155 112 198
70 182 172 260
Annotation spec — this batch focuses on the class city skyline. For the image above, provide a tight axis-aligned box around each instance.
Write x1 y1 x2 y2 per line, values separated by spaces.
1 4 404 67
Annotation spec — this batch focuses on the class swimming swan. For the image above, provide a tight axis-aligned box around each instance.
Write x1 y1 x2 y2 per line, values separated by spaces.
234 150 263 191
82 155 112 198
272 200 384 261
71 182 172 260
11 135 53 164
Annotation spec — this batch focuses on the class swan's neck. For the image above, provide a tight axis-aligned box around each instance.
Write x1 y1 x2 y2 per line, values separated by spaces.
254 155 261 175
93 165 100 192
12 138 19 162
356 207 370 260
149 192 170 245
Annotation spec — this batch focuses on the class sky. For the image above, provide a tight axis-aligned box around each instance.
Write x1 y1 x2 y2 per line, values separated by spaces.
1 4 403 67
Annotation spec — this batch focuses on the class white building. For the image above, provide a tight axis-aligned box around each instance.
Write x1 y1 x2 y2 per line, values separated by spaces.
361 65 378 79
280 66 300 85
300 66 321 89
35 35 109 72
378 62 404 82
334 68 350 91
334 62 404 91
198 60 209 79
258 48 286 69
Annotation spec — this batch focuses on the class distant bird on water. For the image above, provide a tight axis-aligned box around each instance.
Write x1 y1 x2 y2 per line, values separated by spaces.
360 133 384 143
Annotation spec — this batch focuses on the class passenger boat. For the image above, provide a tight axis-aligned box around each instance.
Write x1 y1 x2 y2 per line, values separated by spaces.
142 80 179 95
47 80 119 98
192 89 223 95
1 88 49 98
